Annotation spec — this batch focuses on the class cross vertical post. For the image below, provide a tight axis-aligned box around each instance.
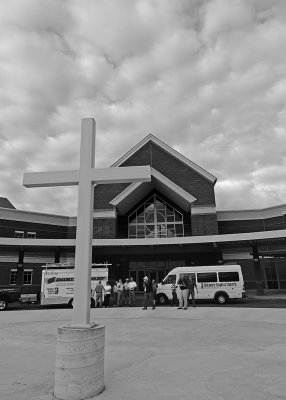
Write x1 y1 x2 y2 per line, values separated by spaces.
23 117 152 399
72 118 95 327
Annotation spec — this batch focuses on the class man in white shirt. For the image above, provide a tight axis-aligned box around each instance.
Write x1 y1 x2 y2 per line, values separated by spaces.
128 276 137 307
103 281 112 308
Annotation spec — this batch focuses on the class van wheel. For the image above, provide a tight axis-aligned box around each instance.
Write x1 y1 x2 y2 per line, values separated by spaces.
0 298 8 311
215 293 228 305
157 293 168 305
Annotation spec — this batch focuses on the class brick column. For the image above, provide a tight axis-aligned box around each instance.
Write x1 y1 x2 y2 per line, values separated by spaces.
252 245 264 295
54 247 60 263
16 247 24 286
213 242 223 264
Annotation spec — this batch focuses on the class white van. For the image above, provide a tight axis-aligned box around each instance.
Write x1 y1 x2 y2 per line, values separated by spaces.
156 265 246 305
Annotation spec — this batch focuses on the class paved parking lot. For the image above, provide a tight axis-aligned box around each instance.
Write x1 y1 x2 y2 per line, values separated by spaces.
0 305 286 400
6 290 286 311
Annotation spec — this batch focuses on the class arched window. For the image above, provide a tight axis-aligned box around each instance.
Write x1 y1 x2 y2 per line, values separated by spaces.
128 194 184 238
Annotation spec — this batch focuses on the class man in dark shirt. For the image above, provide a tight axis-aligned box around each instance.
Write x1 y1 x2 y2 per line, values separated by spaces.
177 274 189 309
94 280 104 308
188 274 198 307
142 276 153 310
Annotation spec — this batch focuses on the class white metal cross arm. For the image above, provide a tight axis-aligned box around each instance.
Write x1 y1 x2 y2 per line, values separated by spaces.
23 165 151 188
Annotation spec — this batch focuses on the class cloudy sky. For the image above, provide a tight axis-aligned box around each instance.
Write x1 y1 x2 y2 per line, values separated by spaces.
0 0 286 216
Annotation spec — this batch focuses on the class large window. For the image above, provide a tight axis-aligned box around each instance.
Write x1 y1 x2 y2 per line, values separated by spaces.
128 194 184 238
218 272 239 282
197 272 217 283
10 270 17 285
23 270 33 285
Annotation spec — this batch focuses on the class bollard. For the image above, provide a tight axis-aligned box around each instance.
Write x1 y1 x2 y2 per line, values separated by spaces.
54 323 105 400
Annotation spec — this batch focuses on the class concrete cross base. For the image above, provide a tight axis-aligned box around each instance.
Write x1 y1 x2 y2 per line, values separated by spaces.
54 324 105 400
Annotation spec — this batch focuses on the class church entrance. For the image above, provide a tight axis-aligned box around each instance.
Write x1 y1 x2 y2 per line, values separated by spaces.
129 260 185 291
261 257 286 290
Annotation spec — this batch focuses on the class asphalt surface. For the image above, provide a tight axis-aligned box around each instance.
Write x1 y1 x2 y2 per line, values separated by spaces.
1 305 286 400
4 291 286 312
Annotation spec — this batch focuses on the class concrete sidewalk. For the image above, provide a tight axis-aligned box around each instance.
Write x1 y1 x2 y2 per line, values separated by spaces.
246 290 286 300
0 306 286 400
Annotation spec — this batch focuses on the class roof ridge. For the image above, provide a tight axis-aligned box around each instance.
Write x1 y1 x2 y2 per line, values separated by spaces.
111 133 216 184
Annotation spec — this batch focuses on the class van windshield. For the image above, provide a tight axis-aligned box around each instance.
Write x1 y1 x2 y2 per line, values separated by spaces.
163 275 176 284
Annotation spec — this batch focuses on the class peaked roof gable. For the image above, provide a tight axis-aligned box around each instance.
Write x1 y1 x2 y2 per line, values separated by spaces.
109 167 197 214
111 134 217 184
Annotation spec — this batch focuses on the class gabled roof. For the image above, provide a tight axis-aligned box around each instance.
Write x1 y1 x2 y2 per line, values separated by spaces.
112 134 217 184
110 167 197 215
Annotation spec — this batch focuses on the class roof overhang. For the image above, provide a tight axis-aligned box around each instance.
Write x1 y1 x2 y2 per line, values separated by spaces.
0 229 285 248
110 167 197 215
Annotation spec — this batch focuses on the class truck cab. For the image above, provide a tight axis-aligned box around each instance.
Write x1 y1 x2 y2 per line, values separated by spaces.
0 286 22 310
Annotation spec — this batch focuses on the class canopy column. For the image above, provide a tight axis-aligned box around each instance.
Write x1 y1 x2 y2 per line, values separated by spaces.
253 245 264 295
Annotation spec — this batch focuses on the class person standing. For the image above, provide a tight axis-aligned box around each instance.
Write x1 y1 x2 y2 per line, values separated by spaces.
117 279 124 306
177 274 189 310
103 281 112 308
123 278 130 306
142 276 153 310
151 279 158 310
94 280 104 308
171 282 177 306
188 274 198 307
113 281 118 306
128 277 137 307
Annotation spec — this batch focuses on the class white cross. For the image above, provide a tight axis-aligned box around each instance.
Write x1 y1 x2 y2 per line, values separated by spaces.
23 118 151 327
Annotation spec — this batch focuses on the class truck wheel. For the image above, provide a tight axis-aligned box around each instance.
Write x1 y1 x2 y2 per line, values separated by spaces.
215 293 228 305
157 293 168 305
0 299 8 311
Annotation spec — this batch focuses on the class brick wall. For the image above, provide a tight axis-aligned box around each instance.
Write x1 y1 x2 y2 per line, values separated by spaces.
93 218 116 239
0 219 68 239
94 183 130 210
93 138 217 237
191 214 218 236
218 215 286 234
121 142 216 206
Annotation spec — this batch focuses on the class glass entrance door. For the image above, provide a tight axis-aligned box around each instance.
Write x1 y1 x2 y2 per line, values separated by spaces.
262 258 279 290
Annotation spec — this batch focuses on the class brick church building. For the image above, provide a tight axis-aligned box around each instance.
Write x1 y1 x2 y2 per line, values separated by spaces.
0 134 286 296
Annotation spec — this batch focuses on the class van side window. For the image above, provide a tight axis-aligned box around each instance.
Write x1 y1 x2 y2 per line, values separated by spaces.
184 273 196 281
219 272 239 282
197 272 217 283
163 275 176 284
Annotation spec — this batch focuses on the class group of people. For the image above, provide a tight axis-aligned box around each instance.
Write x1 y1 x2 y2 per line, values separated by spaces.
93 277 139 308
171 273 198 309
113 277 138 307
92 276 158 309
92 273 198 310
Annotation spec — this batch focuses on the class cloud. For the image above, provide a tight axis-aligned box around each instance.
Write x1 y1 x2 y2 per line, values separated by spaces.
0 0 286 215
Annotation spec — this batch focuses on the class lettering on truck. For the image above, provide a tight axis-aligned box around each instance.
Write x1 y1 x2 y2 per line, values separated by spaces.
201 282 237 289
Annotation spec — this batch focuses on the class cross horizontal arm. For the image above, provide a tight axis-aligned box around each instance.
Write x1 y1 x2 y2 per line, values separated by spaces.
23 166 151 188
23 170 80 188
89 165 151 184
